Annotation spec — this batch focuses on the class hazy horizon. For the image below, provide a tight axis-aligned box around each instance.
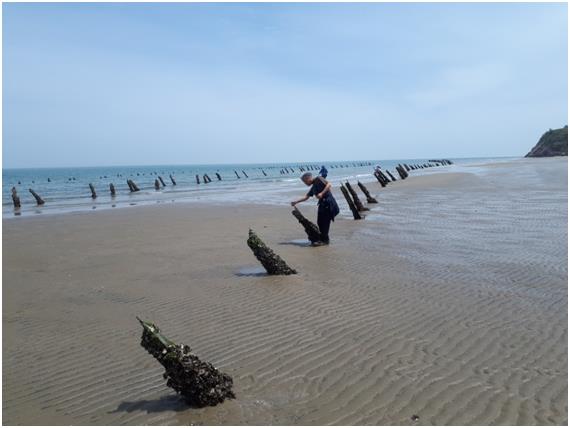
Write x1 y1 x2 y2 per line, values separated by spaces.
3 2 568 169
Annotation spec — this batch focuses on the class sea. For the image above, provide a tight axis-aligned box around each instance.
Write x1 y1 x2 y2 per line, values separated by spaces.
3 157 518 217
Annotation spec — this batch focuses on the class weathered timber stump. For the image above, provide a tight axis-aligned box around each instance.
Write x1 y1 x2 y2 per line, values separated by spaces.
262 170 267 176
386 170 397 181
169 175 177 185
127 179 140 192
154 179 161 190
247 229 297 275
241 170 248 178
137 317 235 407
11 187 21 208
345 182 369 211
292 207 322 243
29 188 45 205
374 171 387 187
215 173 222 181
234 171 240 179
357 181 377 203
89 183 97 199
340 184 363 220
396 166 407 179
110 183 116 196
158 176 166 187
196 175 200 184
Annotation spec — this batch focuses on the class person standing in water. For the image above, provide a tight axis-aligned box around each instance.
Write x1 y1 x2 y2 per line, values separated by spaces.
291 172 339 246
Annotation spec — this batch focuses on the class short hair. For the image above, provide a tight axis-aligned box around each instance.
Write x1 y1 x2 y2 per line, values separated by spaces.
301 172 312 181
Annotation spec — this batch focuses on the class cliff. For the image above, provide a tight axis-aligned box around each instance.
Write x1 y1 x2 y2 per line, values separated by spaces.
525 126 568 157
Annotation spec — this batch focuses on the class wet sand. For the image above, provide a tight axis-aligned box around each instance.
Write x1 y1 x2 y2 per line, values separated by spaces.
3 157 567 425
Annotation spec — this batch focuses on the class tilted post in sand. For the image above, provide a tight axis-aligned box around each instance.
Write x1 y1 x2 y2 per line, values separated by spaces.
29 188 45 205
169 175 177 185
345 182 369 212
374 171 388 187
137 317 235 407
204 174 212 183
292 207 322 243
127 179 140 192
247 229 297 275
89 183 97 199
404 164 410 171
386 170 397 181
357 181 377 204
11 187 21 208
396 166 407 180
109 183 116 197
234 171 240 179
154 179 161 190
158 176 166 187
340 183 363 220
215 173 222 181
241 170 248 178
196 174 200 184
262 170 267 176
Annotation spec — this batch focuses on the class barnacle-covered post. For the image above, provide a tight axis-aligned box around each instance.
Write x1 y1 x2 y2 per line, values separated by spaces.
137 317 235 407
345 182 369 212
247 229 297 275
340 183 362 220
292 207 322 243
374 171 387 187
386 170 397 181
357 181 377 204
29 188 45 205
11 187 21 208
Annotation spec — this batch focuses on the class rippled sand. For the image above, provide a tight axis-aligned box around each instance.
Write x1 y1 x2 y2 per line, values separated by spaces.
3 157 567 425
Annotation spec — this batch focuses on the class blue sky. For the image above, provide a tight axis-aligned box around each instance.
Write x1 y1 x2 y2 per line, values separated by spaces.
3 2 568 168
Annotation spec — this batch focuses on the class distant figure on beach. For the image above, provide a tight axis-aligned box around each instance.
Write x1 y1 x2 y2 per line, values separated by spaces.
291 172 339 246
319 165 328 178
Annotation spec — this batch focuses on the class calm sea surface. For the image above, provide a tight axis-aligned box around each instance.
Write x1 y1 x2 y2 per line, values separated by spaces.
3 157 517 217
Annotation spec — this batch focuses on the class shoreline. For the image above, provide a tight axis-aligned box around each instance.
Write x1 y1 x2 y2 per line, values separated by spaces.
3 157 567 425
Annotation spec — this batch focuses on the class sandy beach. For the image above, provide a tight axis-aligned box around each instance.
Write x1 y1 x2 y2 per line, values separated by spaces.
2 157 567 425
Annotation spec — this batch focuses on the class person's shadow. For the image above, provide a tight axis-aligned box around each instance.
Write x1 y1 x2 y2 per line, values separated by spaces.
110 395 191 414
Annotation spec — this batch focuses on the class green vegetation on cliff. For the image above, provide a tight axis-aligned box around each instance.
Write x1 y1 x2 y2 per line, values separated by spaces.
525 126 568 157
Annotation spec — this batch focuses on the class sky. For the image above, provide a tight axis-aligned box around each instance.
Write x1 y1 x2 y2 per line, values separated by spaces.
3 2 568 168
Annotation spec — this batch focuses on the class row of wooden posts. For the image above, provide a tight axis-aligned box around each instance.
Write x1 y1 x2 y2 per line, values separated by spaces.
338 161 452 220
10 160 451 209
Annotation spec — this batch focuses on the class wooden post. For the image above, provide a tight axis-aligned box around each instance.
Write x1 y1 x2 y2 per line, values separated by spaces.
29 189 45 205
89 183 97 199
345 182 369 211
11 187 21 208
374 171 387 187
169 175 177 185
357 181 377 203
158 176 166 187
396 166 407 179
262 170 267 176
247 229 297 275
196 174 200 184
215 173 222 181
386 170 397 181
292 207 322 243
110 183 116 196
154 179 161 190
340 183 363 220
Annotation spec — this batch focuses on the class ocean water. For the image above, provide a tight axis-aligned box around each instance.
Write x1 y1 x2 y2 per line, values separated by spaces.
2 157 517 217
